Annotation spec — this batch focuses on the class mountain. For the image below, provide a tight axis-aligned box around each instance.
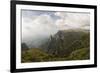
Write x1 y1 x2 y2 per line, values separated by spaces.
44 29 90 57
21 29 90 62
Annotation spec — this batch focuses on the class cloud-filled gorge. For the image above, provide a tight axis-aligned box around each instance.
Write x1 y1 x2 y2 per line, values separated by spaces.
21 10 90 48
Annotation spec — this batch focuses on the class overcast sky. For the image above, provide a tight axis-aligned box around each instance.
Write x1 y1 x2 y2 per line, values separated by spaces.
21 10 90 47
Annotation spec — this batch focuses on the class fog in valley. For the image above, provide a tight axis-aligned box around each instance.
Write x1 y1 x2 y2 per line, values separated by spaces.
21 10 90 48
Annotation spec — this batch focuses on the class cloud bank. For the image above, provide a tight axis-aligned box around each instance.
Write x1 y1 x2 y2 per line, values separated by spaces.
21 10 90 48
55 12 90 30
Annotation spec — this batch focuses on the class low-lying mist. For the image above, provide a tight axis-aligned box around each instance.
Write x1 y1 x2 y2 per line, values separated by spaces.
21 10 90 48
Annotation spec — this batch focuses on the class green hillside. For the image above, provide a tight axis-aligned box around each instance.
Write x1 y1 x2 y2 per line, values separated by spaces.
67 48 90 60
46 29 90 57
21 29 90 63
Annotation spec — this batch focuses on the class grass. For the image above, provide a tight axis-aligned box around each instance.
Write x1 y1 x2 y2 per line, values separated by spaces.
21 47 90 63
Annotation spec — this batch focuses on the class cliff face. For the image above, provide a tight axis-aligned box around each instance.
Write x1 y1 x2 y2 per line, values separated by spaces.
45 29 90 57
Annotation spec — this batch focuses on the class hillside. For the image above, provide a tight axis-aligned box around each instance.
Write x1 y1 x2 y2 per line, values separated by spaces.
21 29 90 63
42 29 89 57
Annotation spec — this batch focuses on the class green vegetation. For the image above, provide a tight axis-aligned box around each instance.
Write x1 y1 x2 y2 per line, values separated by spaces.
22 48 50 62
21 29 90 63
22 47 90 63
21 48 67 62
67 48 90 60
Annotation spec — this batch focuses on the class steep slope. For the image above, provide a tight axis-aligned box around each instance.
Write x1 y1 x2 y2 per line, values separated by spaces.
46 29 90 57
67 48 90 60
21 29 90 63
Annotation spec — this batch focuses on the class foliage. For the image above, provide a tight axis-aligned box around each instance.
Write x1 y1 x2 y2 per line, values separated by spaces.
67 48 90 60
21 29 90 63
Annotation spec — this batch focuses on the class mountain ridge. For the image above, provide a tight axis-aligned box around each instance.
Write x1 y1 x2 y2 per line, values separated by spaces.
21 29 90 62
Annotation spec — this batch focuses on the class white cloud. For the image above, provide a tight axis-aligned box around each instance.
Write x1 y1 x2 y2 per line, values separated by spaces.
55 12 90 30
22 11 90 48
22 14 58 48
